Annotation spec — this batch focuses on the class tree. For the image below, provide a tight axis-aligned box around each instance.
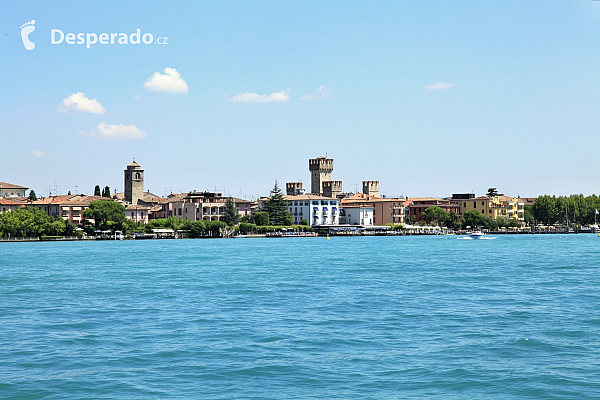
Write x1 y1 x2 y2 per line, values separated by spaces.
421 206 447 226
261 181 292 226
189 220 206 237
28 190 37 201
239 215 253 224
205 220 227 236
532 195 557 225
254 211 269 226
444 210 461 230
462 209 487 229
83 200 126 230
222 197 240 226
102 186 111 198
486 188 499 197
524 206 535 226
94 185 101 197
238 222 256 234
300 219 308 226
0 207 52 237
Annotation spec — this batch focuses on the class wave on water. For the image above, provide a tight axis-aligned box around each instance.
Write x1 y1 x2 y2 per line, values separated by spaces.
456 236 497 240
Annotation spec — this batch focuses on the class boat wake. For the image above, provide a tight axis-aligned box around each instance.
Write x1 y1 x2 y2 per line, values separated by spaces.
457 236 497 240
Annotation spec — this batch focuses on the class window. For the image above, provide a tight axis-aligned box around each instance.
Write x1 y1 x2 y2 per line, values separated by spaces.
464 202 466 207
482 201 484 206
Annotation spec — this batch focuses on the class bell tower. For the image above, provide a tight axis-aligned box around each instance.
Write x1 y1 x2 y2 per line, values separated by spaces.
124 160 144 204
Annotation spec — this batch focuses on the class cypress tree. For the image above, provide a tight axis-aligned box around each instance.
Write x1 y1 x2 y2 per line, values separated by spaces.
222 197 240 226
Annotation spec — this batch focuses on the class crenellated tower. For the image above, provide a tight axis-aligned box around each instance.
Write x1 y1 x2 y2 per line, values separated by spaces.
322 181 343 198
286 182 304 196
309 156 334 195
362 180 379 197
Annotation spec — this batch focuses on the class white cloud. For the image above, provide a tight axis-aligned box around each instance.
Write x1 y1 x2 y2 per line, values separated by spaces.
144 67 188 93
58 92 106 114
134 95 141 101
31 150 46 157
80 123 146 139
422 82 457 91
301 85 331 101
230 88 290 103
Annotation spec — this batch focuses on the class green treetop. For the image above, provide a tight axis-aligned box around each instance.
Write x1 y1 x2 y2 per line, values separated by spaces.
83 200 126 230
261 181 293 226
222 197 240 226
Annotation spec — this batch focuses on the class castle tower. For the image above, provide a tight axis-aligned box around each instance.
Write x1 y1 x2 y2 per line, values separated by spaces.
309 156 334 195
124 160 144 204
362 181 379 197
286 182 304 196
322 181 343 198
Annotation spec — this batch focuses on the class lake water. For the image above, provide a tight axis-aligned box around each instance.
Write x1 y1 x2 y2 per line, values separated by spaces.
1 235 599 399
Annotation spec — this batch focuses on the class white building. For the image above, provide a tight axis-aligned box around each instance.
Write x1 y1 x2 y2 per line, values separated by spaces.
125 204 150 224
339 205 374 226
0 182 28 198
284 194 340 226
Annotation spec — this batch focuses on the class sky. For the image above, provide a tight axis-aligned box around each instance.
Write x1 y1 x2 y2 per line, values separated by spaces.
1 0 600 199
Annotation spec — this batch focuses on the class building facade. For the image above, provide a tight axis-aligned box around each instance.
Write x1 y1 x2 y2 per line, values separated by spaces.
0 182 28 198
339 205 374 225
283 194 339 226
409 198 462 224
459 195 525 222
340 193 409 225
167 191 252 222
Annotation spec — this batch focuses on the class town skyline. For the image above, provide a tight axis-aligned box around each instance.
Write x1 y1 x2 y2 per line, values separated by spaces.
3 1 600 198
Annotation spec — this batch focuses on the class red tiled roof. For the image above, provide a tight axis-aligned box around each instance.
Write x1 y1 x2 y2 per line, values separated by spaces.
0 182 28 190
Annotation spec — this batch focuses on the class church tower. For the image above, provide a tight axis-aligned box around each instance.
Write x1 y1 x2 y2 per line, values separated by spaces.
124 160 144 204
309 156 334 195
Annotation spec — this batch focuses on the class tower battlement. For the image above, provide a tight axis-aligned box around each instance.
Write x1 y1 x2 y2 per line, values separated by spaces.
309 157 334 171
322 181 343 198
362 181 379 197
286 182 304 196
309 156 334 195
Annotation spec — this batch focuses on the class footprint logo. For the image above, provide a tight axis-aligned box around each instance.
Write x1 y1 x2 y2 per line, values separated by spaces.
20 20 35 50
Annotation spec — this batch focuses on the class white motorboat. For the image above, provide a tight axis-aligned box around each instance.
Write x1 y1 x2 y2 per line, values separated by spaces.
469 231 485 238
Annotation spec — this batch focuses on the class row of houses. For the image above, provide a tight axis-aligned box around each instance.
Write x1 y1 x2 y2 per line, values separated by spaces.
0 184 525 229
0 157 526 228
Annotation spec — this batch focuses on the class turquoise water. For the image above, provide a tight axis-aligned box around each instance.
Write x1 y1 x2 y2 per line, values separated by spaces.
1 235 600 399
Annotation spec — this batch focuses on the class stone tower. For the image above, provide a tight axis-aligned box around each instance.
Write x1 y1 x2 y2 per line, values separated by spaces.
124 160 144 204
286 182 303 196
362 181 379 197
322 181 343 198
309 156 334 195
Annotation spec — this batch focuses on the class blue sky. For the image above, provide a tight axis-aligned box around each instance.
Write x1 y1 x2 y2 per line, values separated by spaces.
1 0 599 199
